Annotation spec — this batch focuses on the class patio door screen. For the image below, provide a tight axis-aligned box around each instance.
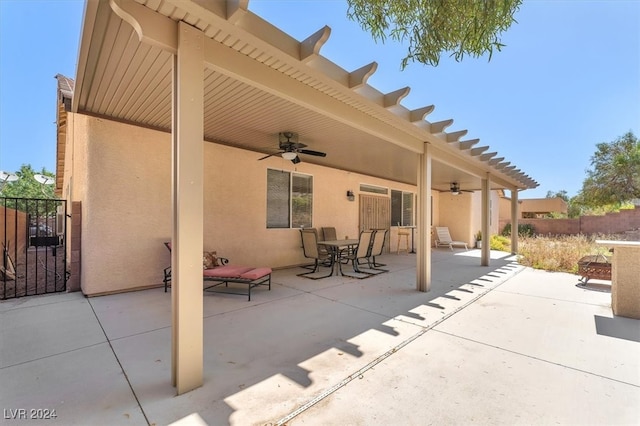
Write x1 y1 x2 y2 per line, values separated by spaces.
359 194 390 253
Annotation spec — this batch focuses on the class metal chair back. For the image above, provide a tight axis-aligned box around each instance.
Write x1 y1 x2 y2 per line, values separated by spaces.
355 230 375 258
300 228 320 259
321 227 337 241
370 228 387 256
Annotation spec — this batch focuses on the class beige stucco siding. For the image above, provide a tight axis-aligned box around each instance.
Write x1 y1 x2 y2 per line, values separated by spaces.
498 195 513 223
521 197 568 216
438 191 501 245
469 192 501 241
69 116 422 295
80 117 171 295
438 192 473 243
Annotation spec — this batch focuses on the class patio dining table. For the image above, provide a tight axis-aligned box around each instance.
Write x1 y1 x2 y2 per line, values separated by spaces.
318 239 359 276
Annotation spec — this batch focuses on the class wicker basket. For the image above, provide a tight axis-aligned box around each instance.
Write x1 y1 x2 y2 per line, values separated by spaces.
578 254 612 283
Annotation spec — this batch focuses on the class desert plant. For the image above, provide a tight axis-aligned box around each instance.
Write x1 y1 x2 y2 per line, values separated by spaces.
516 234 610 273
490 234 511 252
502 223 535 237
475 230 482 241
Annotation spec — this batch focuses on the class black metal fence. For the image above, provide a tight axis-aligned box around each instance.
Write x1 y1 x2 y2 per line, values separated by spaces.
1 197 68 299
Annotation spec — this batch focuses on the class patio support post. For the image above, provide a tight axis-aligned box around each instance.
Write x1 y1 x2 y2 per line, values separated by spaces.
481 175 490 266
171 21 204 395
510 189 519 254
416 142 432 292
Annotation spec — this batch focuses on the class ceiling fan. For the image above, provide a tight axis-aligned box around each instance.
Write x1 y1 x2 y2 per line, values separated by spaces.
258 132 327 164
450 182 474 195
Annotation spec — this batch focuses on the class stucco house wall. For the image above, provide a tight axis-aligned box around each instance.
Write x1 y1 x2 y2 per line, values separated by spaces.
437 191 501 246
520 197 568 217
61 113 505 296
77 116 171 295
498 193 518 224
60 117 510 296
64 115 430 295
470 192 501 241
438 193 473 244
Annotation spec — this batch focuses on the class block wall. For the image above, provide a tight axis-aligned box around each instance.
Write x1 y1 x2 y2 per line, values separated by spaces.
500 207 640 237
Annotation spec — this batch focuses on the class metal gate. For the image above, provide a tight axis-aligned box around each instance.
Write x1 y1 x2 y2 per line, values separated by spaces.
1 198 68 299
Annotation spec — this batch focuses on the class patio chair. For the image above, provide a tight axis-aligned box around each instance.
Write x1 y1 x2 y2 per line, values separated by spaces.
321 226 350 259
299 228 331 269
434 227 468 251
321 227 337 241
298 229 333 279
340 229 376 278
367 228 389 272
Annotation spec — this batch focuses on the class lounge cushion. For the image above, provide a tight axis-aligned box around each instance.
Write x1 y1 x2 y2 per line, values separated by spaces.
239 267 272 280
203 265 252 278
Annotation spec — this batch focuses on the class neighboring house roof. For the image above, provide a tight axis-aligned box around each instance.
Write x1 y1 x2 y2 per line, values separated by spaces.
56 73 74 103
68 0 537 193
55 74 75 196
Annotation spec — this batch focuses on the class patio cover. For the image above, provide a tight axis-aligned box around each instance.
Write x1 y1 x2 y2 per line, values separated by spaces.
69 0 538 393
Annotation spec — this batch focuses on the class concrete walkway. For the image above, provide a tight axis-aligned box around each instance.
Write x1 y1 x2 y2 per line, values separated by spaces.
1 250 638 425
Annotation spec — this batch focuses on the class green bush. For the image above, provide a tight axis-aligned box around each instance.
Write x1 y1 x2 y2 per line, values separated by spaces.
490 234 511 251
502 223 535 237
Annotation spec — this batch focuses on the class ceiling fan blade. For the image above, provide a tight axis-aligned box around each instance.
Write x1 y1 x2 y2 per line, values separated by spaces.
258 152 280 161
298 149 326 157
291 156 301 164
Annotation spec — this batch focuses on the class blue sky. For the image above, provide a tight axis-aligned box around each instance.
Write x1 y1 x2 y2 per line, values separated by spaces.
1 0 638 198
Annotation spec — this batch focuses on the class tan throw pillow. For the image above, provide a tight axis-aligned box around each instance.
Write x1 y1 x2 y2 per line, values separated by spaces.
203 252 214 269
210 251 220 267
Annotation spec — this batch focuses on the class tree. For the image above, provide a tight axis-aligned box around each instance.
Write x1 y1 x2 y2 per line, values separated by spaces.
0 164 57 215
579 131 640 206
545 190 569 202
544 190 584 218
347 0 523 68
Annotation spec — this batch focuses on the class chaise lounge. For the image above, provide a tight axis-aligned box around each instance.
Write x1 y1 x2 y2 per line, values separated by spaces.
163 242 272 301
434 227 468 251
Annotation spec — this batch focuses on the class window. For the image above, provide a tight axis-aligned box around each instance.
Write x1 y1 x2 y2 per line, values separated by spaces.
360 184 388 195
391 190 414 226
267 169 313 228
291 173 313 228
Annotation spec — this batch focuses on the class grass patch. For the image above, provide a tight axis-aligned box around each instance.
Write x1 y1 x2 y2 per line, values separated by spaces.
516 234 611 273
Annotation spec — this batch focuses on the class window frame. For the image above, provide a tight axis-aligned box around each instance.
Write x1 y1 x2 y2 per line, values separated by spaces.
391 189 415 227
266 168 314 229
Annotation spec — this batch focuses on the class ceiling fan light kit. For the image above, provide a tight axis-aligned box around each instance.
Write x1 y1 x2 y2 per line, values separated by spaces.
281 152 297 160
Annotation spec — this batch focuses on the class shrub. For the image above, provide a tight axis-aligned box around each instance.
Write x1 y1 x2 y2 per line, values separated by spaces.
490 234 511 251
502 223 535 237
516 234 610 273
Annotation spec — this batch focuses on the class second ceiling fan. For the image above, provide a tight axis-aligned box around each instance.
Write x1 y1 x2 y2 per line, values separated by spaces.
450 182 474 195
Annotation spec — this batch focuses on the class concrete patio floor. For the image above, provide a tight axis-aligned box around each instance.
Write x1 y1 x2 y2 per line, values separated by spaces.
1 249 638 425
